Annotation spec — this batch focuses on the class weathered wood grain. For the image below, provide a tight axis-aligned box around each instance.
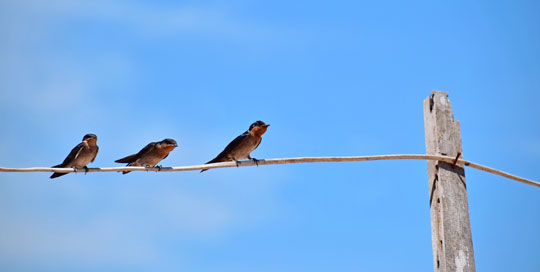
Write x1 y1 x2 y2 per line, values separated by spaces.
424 91 475 272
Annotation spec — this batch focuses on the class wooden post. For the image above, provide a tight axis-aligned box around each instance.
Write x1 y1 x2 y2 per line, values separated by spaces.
424 91 475 272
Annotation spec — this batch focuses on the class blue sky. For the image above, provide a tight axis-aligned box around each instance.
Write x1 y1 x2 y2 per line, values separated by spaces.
1 0 539 271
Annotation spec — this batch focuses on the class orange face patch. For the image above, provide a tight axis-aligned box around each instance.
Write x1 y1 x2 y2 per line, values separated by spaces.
159 144 177 155
251 125 269 137
86 138 98 146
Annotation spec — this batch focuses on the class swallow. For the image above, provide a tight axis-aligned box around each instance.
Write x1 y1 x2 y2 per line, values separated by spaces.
50 134 99 179
201 120 270 172
115 138 178 174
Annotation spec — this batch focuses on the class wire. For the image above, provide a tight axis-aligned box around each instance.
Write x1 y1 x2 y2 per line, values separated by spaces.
0 154 538 187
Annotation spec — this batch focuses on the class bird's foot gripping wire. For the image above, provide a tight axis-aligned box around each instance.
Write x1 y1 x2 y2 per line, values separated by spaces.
251 158 260 167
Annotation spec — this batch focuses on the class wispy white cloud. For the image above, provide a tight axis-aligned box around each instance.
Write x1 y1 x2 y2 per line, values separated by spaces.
0 210 158 265
0 2 290 266
0 171 286 267
114 186 237 239
2 0 291 42
0 0 298 120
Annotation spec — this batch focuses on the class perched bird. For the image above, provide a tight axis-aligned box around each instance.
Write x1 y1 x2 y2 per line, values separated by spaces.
50 134 99 179
115 138 178 174
201 120 270 172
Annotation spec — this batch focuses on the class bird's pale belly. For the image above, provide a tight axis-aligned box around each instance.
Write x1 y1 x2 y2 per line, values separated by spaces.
230 138 258 160
71 149 95 168
135 156 164 167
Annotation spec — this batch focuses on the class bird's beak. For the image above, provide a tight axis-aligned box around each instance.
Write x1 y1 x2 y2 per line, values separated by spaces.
173 144 178 147
263 124 270 127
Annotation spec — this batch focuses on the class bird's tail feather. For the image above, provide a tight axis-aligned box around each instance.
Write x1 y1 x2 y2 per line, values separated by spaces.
200 157 224 173
115 154 138 163
50 164 67 179
50 172 67 179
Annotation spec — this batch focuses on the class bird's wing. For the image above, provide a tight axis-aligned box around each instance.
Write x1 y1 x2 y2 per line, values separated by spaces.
115 142 156 163
207 131 249 163
55 142 85 167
